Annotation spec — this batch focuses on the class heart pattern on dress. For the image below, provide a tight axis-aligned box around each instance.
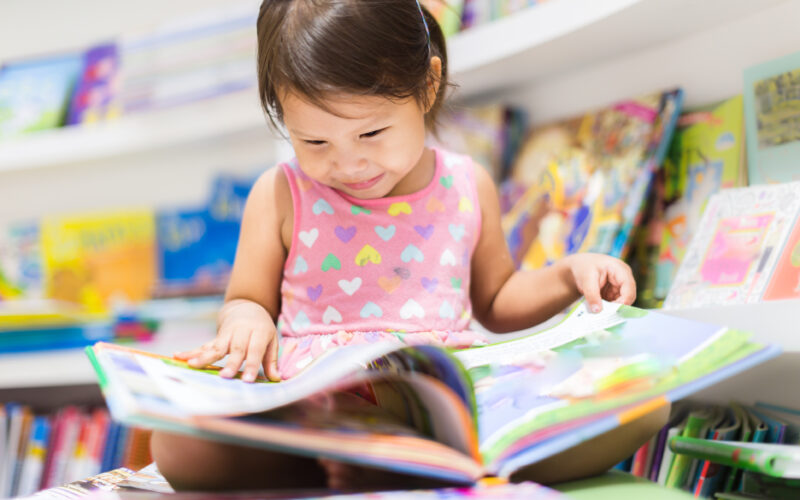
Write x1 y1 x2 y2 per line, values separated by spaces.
299 228 319 248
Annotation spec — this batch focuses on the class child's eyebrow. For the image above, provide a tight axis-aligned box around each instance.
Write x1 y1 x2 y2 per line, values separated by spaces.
289 118 391 139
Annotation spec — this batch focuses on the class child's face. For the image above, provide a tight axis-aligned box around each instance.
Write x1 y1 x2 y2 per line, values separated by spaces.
281 91 429 199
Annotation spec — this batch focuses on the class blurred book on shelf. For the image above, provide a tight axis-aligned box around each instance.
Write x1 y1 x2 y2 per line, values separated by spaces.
41 210 158 315
618 400 800 498
0 53 84 141
0 404 151 498
460 0 550 31
663 181 800 310
431 104 528 183
421 0 466 38
66 43 121 126
500 88 683 270
630 96 747 308
743 49 800 185
116 5 257 114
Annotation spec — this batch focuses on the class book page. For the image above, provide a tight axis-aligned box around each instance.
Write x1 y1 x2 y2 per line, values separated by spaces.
93 341 403 418
454 301 625 370
455 303 764 476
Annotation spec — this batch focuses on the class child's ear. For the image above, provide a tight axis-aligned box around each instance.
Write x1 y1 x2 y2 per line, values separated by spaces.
425 56 442 112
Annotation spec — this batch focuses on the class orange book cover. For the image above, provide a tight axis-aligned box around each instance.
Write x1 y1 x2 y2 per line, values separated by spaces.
41 210 156 312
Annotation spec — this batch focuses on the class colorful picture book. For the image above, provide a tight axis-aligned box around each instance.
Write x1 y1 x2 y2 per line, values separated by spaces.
87 300 778 484
66 43 121 126
654 95 747 302
0 54 83 140
40 210 157 313
501 89 683 270
743 49 800 185
0 223 42 301
663 181 800 309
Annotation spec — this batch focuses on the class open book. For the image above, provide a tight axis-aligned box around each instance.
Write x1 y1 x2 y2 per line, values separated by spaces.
86 301 779 483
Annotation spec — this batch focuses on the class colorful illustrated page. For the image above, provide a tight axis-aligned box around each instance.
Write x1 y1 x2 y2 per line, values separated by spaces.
458 302 728 468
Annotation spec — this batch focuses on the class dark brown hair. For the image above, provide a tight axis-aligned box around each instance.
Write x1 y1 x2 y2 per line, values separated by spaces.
256 0 450 131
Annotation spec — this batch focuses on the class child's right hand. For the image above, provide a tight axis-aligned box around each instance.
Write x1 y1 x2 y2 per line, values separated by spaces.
173 299 281 382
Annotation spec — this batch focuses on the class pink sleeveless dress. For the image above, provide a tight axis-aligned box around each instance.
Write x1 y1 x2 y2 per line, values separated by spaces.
276 148 488 378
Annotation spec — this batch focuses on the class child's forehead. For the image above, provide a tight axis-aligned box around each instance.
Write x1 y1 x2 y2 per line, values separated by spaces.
281 90 416 127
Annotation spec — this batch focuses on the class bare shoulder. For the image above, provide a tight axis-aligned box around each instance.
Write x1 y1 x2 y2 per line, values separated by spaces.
471 161 500 213
248 165 294 249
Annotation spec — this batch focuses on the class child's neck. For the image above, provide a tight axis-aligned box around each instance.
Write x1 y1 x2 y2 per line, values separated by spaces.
384 147 436 198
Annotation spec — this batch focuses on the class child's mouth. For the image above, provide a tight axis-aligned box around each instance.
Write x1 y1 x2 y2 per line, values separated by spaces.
343 173 385 190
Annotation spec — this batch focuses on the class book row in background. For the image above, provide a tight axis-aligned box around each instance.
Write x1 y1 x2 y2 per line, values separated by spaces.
0 404 152 499
617 401 800 499
498 48 800 310
0 171 252 352
0 0 545 141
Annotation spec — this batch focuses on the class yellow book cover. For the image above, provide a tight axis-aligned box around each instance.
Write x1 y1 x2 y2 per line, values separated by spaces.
41 211 156 313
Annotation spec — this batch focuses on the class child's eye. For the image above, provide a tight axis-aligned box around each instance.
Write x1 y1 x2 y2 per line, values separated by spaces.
304 139 326 146
360 128 387 139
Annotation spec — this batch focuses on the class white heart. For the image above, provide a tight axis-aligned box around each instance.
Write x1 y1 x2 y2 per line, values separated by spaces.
444 154 463 169
299 228 319 248
338 277 362 296
400 299 425 320
439 301 455 319
322 306 342 325
291 310 311 331
440 249 457 266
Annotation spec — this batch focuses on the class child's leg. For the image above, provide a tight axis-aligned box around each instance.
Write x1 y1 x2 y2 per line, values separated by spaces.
510 402 671 485
150 430 327 491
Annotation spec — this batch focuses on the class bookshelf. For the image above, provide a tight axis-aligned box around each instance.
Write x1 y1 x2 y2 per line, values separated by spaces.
0 0 789 174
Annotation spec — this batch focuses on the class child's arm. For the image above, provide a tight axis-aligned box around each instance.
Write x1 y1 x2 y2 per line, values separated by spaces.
470 165 635 333
174 167 292 381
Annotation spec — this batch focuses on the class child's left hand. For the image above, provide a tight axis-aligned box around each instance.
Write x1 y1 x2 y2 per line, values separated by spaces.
563 253 636 313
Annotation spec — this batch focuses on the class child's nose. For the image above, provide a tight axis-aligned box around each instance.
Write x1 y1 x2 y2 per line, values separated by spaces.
332 153 369 177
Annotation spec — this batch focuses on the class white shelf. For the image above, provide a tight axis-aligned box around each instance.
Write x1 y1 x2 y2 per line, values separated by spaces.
0 319 217 389
0 89 270 173
662 299 800 353
449 0 789 98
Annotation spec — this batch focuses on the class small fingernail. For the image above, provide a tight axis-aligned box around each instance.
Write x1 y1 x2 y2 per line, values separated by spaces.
243 372 255 383
188 358 198 365
220 368 234 378
591 304 602 313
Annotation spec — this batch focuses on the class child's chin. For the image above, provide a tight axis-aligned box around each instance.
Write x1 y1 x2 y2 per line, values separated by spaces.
340 186 388 200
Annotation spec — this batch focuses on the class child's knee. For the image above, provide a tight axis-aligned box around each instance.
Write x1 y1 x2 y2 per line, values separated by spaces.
510 401 671 485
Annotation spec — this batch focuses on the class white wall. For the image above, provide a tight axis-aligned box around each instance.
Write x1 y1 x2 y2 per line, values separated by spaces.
505 0 800 125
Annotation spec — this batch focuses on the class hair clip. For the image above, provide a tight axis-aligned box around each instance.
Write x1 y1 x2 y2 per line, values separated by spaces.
414 0 431 53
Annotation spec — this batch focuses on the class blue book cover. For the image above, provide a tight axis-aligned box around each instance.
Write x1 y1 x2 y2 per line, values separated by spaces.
155 173 254 294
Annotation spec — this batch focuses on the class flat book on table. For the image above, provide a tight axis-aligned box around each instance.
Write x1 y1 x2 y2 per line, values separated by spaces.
86 301 779 484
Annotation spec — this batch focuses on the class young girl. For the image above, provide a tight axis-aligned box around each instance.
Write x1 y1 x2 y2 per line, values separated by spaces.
151 0 666 491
